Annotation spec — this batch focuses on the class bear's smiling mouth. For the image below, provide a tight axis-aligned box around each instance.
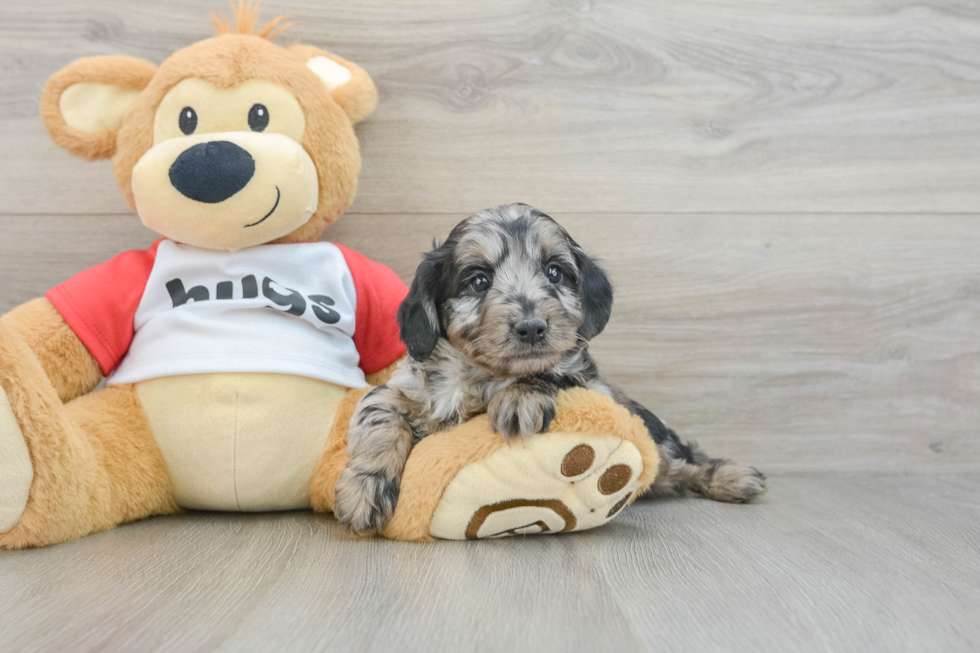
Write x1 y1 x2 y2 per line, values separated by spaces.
244 186 281 228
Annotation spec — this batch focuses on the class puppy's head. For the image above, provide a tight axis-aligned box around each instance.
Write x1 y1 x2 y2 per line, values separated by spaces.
398 203 613 376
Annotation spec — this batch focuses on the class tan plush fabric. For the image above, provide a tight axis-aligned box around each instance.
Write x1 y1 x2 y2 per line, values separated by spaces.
0 387 32 533
60 83 140 133
3 298 101 403
0 318 177 549
40 55 158 161
136 374 347 511
132 130 320 251
382 415 508 541
152 78 307 143
430 433 646 540
40 36 376 244
288 45 378 125
19 19 383 545
384 388 659 542
109 35 372 244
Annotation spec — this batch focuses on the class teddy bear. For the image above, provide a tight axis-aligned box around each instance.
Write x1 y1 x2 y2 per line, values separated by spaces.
0 3 658 548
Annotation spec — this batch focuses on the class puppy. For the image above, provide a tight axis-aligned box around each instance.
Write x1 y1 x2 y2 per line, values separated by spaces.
334 203 766 535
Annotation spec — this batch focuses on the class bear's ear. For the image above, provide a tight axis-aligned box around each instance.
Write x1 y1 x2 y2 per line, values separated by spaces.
40 56 157 161
290 45 378 124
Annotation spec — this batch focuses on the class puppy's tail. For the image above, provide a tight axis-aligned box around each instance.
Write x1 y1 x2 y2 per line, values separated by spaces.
627 400 767 504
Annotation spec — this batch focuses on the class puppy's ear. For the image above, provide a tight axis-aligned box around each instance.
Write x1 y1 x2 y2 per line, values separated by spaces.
397 250 445 361
573 243 614 340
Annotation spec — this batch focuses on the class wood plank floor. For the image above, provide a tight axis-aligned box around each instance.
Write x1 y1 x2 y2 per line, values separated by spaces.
1 0 978 651
1 476 978 653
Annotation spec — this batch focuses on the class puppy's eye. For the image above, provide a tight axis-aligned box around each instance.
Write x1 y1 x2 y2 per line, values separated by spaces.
179 107 197 135
470 274 490 293
248 104 269 132
546 265 563 284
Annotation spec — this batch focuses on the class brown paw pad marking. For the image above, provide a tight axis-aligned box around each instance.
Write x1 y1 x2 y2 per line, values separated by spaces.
598 464 632 495
561 443 596 477
606 491 634 518
461 442 639 539
465 499 577 539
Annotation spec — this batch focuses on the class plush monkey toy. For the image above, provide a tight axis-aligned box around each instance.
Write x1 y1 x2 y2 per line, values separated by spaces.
0 4 658 547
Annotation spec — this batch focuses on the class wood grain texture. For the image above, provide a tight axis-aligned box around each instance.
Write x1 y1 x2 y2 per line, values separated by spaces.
2 212 978 474
0 475 977 653
3 0 980 214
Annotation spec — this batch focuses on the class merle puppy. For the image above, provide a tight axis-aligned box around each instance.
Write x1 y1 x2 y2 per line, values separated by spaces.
334 203 766 535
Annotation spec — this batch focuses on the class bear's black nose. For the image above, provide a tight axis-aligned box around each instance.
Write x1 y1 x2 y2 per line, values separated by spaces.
168 140 255 203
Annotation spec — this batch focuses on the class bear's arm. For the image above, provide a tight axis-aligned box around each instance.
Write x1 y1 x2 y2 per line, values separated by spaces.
2 297 102 402
40 240 162 394
333 243 408 377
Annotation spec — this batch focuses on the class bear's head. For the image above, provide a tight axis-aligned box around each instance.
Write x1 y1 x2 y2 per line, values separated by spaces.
40 3 377 251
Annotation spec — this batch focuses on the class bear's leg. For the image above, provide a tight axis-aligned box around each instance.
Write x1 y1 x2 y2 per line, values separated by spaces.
0 385 32 533
0 323 176 549
309 386 661 541
309 387 368 516
390 389 661 541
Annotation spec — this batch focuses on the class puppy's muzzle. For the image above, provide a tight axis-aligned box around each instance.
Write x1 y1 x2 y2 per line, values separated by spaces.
169 140 255 204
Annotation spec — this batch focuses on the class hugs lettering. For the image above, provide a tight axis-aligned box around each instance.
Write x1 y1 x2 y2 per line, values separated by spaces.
165 274 341 324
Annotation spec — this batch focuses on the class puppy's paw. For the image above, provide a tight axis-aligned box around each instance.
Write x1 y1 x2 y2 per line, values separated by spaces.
706 464 767 503
333 467 401 536
488 385 557 440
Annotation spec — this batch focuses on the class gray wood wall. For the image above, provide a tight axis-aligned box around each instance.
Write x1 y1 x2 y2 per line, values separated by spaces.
1 0 978 475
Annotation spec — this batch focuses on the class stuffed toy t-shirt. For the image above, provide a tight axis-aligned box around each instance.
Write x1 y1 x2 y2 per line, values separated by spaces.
0 3 658 547
47 240 405 389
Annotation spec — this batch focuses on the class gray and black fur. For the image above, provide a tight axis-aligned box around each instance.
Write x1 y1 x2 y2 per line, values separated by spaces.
334 203 766 535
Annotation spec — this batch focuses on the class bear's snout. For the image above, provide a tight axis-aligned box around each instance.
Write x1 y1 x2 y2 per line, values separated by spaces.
168 140 255 204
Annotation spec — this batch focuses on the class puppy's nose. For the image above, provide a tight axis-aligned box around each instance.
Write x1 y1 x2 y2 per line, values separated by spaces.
515 319 548 345
169 141 255 203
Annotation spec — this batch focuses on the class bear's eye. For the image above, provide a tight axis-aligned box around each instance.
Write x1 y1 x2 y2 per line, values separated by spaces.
546 265 563 284
179 107 197 135
248 104 269 132
470 274 490 293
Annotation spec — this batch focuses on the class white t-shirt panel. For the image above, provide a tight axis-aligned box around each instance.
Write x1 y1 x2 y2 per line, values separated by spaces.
107 240 368 388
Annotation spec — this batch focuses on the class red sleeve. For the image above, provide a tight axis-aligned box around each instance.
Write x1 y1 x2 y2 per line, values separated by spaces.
45 240 162 377
334 243 408 374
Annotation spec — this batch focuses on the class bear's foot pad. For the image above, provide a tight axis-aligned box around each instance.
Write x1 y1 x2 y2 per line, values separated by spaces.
430 434 644 540
0 386 32 533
